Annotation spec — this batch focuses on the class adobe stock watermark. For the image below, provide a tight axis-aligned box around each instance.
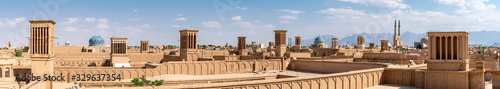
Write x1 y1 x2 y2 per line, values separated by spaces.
213 0 243 21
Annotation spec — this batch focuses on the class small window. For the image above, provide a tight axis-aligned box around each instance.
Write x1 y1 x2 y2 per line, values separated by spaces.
5 68 9 78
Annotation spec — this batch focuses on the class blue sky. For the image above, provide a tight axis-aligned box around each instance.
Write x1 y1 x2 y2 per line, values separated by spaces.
0 0 499 47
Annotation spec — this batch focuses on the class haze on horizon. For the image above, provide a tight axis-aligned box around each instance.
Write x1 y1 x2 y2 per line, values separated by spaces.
0 0 499 47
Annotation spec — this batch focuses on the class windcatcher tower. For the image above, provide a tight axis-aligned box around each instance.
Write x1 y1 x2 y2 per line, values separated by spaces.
179 29 199 61
110 37 129 67
427 32 469 70
140 41 149 53
357 36 365 49
295 36 301 47
332 38 338 49
29 20 55 89
293 36 302 51
415 32 474 89
274 30 287 57
380 40 388 52
268 42 275 53
8 42 11 50
237 36 247 56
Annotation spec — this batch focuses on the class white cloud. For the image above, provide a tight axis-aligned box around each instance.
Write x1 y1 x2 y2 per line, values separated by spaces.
278 15 298 20
275 9 304 15
4 17 26 26
171 25 180 28
136 24 151 28
231 16 242 21
254 20 261 23
120 26 144 35
318 8 448 23
202 21 221 29
316 8 366 16
338 0 410 9
262 24 275 29
231 21 253 28
65 27 77 32
96 19 110 29
242 30 256 35
316 8 369 20
236 6 248 10
231 21 275 29
129 17 140 21
410 11 447 17
434 0 495 13
177 14 182 16
279 21 290 23
134 9 138 12
434 0 495 10
174 17 187 21
85 18 96 22
63 18 79 25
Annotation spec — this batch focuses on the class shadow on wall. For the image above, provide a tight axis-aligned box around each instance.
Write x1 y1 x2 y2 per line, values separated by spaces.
291 60 388 73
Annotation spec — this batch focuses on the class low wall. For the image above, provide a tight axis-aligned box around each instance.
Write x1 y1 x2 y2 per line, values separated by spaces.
213 55 238 61
240 56 265 60
384 68 483 89
291 60 387 73
486 70 500 89
161 55 181 62
199 51 230 58
54 59 106 67
470 59 499 70
128 53 163 63
54 53 109 58
418 70 470 89
285 52 310 58
354 58 411 65
80 75 275 88
164 68 384 89
382 68 416 86
361 53 408 60
354 53 410 64
53 60 283 83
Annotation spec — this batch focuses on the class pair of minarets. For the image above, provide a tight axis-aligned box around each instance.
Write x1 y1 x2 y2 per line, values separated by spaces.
394 20 401 36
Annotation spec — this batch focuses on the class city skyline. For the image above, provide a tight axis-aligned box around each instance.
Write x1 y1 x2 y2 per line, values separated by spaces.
0 0 499 47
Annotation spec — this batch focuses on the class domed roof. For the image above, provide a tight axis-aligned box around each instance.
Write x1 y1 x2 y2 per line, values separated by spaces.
89 35 105 46
421 36 428 43
314 36 325 44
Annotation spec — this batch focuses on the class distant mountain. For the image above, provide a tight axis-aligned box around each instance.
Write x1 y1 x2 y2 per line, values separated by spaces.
301 30 500 47
492 42 500 47
468 31 500 46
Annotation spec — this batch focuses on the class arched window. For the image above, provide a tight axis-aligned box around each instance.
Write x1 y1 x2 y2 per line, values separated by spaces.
5 68 9 78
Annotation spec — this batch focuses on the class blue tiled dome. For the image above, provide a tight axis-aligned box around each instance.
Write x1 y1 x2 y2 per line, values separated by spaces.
314 36 325 44
89 35 105 46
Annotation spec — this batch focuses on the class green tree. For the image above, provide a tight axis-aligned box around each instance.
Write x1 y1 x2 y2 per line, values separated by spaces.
201 45 208 49
12 49 22 57
477 48 485 54
130 75 164 87
400 48 408 52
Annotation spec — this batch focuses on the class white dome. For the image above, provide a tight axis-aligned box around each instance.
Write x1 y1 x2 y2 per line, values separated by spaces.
421 36 428 43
